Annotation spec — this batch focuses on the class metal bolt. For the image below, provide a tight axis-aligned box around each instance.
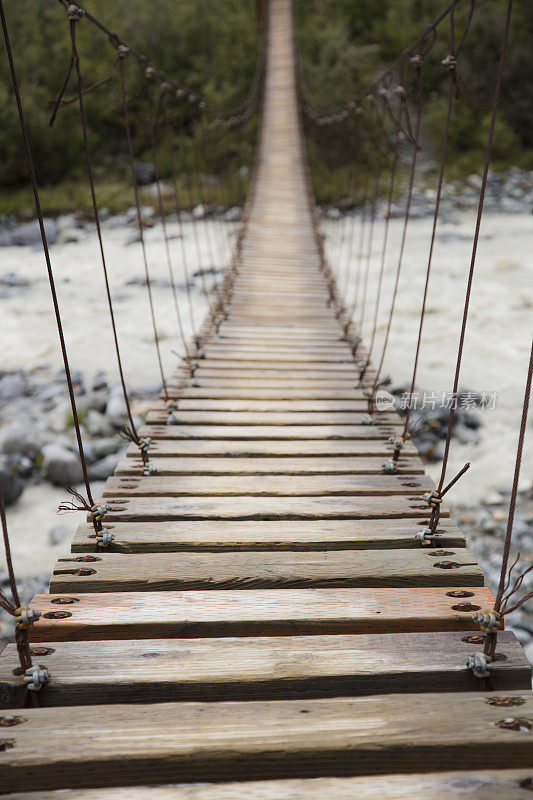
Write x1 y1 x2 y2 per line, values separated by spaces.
76 568 96 576
447 590 474 598
462 634 485 644
0 716 24 727
433 560 460 569
31 647 55 656
75 556 101 563
519 778 533 791
0 740 14 751
452 603 481 612
51 597 79 605
428 550 455 557
496 718 532 731
487 697 525 707
43 611 72 619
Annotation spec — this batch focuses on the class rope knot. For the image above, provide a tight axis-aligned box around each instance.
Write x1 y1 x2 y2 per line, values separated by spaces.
472 609 501 634
382 458 398 474
23 666 50 692
67 4 85 21
14 606 41 630
90 504 108 525
423 490 442 509
96 528 114 547
441 54 458 71
466 652 491 679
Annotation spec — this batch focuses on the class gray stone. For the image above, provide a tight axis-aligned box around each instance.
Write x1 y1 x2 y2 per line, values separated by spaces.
192 204 207 220
0 372 30 400
85 409 114 438
48 524 71 546
0 272 30 287
0 463 24 505
223 207 241 222
42 443 83 486
12 218 57 246
92 371 108 392
133 162 155 186
88 452 121 481
106 386 128 424
0 421 40 457
92 436 123 458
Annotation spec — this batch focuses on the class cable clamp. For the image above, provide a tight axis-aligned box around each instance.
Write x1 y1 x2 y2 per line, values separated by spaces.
14 606 41 630
90 504 108 525
415 527 434 546
441 54 458 71
466 652 491 679
96 528 115 547
67 4 85 21
23 666 50 692
423 490 442 509
472 609 501 634
382 459 398 475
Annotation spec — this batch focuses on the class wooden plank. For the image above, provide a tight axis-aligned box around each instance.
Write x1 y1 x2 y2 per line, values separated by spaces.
137 424 403 440
128 439 419 458
167 377 374 388
4 771 533 800
27 587 496 641
189 362 358 372
146 410 399 425
49 547 483 593
150 399 374 411
165 388 375 400
117 455 425 476
102 473 435 498
72 518 465 553
1 693 532 791
92 494 446 521
1 632 528 707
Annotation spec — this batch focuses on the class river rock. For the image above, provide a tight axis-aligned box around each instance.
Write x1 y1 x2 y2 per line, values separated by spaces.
0 421 40 457
133 162 155 186
88 452 121 481
0 372 30 401
92 435 123 458
85 409 114 438
42 443 83 486
48 524 71 546
0 463 24 505
12 218 57 246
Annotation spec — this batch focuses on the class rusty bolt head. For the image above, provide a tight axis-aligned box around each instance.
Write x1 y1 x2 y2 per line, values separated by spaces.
428 550 455 557
462 634 486 644
434 560 460 569
31 647 55 656
43 611 72 620
487 697 525 707
496 718 532 731
519 778 533 791
447 590 475 598
75 556 101 562
0 716 24 727
76 568 96 576
452 603 481 612
51 597 79 605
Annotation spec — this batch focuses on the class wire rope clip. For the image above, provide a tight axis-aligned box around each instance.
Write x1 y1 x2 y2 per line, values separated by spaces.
382 458 398 475
67 4 85 21
423 490 442 509
414 527 435 546
466 652 491 679
143 462 158 476
23 666 50 692
90 504 108 526
14 606 41 630
95 528 115 547
472 609 502 634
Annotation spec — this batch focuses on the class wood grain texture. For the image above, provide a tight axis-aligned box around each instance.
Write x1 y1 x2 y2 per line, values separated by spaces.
27 587 496 641
0 693 532 791
49 547 483 592
102 473 434 497
147 410 398 425
90 494 449 521
137 424 403 441
4 771 533 799
1 632 528 707
72 518 465 553
129 439 419 458
116 455 425 476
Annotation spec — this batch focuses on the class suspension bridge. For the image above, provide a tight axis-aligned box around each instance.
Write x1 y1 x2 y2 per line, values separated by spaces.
1 0 532 796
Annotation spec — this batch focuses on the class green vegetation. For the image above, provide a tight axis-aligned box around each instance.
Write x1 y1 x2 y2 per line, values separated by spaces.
0 0 260 215
296 0 533 202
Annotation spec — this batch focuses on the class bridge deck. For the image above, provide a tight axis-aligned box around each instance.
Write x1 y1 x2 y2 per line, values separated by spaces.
1 0 531 795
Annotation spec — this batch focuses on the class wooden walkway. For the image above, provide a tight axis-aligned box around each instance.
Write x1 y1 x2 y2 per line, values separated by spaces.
1 0 532 795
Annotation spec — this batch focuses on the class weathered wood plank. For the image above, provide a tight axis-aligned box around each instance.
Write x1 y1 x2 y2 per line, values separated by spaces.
117 455 425 476
138 424 403 441
49 547 483 592
147 410 398 425
102 473 434 498
4 771 533 800
165 388 375 400
152 399 373 411
92 494 446 521
72 518 465 553
1 693 532 791
1 632 528 707
128 439 419 458
27 587 495 641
